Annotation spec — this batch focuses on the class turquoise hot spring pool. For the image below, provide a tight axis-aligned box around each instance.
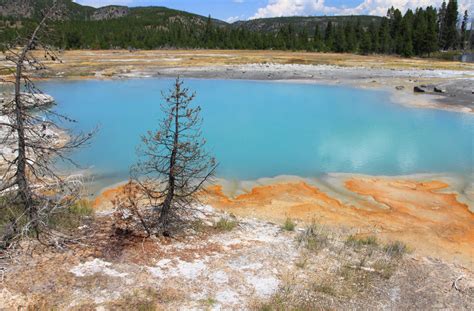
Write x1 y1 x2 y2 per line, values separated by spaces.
38 78 473 188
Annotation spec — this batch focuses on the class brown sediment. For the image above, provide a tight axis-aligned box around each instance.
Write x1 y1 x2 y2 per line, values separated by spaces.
92 183 128 210
202 178 474 268
93 176 474 268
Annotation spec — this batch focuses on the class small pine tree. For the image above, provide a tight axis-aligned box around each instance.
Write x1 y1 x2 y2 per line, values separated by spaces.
132 78 217 234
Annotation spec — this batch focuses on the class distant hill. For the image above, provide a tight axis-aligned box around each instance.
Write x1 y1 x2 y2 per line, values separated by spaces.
0 0 378 30
0 0 227 25
234 15 383 33
0 0 95 20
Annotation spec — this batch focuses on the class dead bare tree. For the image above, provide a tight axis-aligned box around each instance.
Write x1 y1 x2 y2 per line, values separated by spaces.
131 78 217 235
0 2 94 249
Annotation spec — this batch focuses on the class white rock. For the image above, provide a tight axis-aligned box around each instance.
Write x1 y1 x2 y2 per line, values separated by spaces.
70 258 127 278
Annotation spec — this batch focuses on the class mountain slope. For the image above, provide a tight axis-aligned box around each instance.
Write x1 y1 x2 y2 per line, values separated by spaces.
0 0 227 25
0 0 95 20
234 15 382 33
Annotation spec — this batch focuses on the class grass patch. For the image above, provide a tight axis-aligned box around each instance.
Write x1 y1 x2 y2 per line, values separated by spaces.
214 217 237 232
0 197 94 241
108 288 159 311
190 219 208 233
108 287 182 310
372 260 397 279
282 217 296 231
345 235 378 248
312 281 337 296
48 199 94 231
296 223 329 252
383 240 408 258
295 255 308 269
200 297 217 308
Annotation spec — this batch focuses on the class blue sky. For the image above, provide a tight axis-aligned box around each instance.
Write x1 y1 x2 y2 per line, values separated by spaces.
74 0 473 23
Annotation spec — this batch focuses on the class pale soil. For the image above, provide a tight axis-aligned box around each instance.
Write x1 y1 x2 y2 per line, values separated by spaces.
1 205 473 310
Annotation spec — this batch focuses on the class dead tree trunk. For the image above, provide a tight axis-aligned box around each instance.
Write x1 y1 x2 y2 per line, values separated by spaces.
11 9 54 237
159 82 180 228
0 2 95 248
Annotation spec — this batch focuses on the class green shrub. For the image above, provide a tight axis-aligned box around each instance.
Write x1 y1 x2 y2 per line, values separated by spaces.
0 196 94 247
282 217 296 231
428 50 463 61
214 217 237 232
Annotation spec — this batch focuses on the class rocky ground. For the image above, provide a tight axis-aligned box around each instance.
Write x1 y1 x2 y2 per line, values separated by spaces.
0 205 473 310
0 93 67 173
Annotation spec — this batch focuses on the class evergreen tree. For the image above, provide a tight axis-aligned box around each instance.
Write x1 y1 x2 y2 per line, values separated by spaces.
378 17 391 53
413 8 428 55
359 30 372 54
344 22 357 52
387 7 403 53
298 26 309 50
204 14 214 47
438 1 447 48
400 9 414 57
460 10 469 49
1 3 462 57
442 0 458 50
334 25 347 52
324 21 335 50
313 24 323 51
368 22 379 53
425 6 439 55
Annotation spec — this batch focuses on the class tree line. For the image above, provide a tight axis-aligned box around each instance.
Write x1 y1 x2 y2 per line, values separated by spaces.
0 1 471 57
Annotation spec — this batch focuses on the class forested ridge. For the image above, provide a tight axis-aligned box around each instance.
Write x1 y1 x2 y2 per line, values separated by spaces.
0 0 471 57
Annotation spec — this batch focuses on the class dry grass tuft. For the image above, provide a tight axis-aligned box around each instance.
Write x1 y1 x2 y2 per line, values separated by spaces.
384 240 408 258
214 217 238 232
345 234 378 248
296 223 330 252
107 287 183 310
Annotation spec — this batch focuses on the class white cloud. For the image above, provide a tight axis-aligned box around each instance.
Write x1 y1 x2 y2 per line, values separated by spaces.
227 15 245 23
73 0 133 8
252 0 473 19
